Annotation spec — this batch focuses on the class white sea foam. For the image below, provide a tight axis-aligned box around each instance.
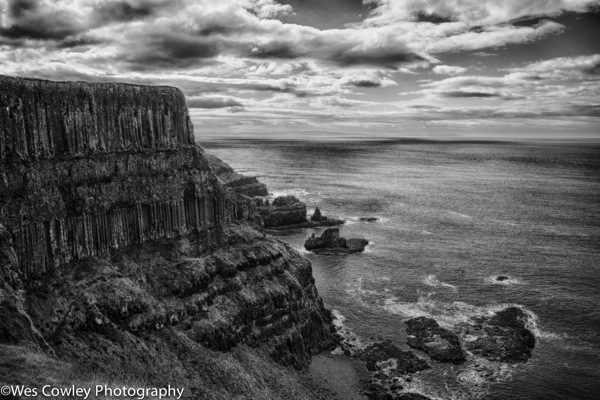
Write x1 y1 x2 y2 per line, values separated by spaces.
270 188 320 201
344 215 389 224
293 246 311 255
363 242 374 253
382 295 536 331
331 309 365 351
424 274 458 292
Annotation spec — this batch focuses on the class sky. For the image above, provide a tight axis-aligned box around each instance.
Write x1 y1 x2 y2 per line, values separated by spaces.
1 0 600 141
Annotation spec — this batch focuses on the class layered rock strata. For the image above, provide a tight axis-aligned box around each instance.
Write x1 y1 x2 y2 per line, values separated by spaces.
0 76 336 396
205 153 269 197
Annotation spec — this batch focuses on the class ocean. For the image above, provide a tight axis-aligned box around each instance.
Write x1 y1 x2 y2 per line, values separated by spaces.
202 139 600 400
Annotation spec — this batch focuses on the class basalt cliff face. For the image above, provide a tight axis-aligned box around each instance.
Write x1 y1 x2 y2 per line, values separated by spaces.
0 76 336 399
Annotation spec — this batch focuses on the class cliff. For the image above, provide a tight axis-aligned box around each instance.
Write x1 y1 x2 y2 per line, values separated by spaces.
0 76 336 399
205 153 269 197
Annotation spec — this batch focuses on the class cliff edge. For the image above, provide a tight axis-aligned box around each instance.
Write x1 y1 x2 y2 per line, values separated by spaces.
0 76 337 399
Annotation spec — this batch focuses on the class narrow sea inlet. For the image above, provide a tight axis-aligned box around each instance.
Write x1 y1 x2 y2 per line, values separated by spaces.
204 139 600 400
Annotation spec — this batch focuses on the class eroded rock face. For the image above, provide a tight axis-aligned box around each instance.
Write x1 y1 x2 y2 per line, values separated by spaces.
0 76 335 376
304 228 368 254
205 153 269 198
406 317 465 362
23 225 336 369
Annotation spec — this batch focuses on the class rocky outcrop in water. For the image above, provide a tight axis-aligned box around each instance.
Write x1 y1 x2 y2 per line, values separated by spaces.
0 76 336 399
311 207 326 222
255 197 345 230
459 307 536 363
257 195 308 227
406 317 465 362
205 153 269 197
304 228 368 254
360 217 379 222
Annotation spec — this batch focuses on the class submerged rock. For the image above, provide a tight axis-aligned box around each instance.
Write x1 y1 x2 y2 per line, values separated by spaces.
360 217 379 222
304 228 368 254
405 317 465 362
496 275 510 281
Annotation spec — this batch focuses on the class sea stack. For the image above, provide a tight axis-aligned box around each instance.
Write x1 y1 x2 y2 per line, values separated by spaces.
304 227 368 254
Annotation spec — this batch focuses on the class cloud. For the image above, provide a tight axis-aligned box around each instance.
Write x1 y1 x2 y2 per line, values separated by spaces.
94 0 162 23
507 54 600 76
363 0 600 26
0 0 86 40
186 96 244 109
441 91 499 98
432 65 467 75
347 80 382 88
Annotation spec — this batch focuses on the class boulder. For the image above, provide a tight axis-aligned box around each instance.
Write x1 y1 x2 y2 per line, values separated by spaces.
360 340 430 374
405 317 465 362
462 307 536 363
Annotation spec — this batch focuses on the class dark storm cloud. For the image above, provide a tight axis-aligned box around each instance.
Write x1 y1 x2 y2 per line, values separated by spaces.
56 36 105 49
95 1 156 23
413 12 455 24
187 97 244 109
0 0 83 41
442 91 500 98
125 33 220 69
248 39 427 69
9 0 37 18
346 80 382 88
333 49 426 68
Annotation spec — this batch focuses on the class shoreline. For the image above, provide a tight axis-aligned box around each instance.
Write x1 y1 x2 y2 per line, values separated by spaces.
305 352 368 400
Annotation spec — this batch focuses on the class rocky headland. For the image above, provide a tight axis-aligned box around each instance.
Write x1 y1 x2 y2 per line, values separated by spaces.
204 153 269 198
0 75 539 400
0 76 338 399
304 228 369 254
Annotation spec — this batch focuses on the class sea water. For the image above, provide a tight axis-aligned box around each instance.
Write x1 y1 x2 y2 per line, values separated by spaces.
202 139 600 400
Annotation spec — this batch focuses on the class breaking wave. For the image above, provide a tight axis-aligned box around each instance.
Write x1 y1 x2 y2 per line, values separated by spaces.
424 274 458 292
